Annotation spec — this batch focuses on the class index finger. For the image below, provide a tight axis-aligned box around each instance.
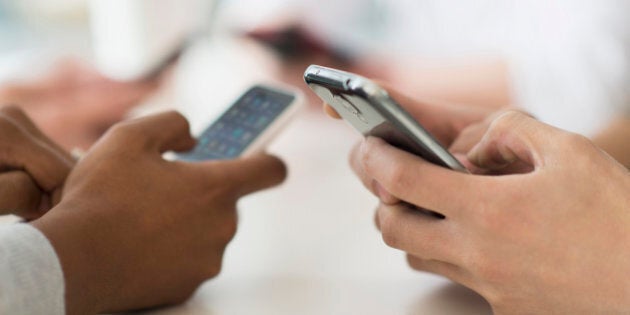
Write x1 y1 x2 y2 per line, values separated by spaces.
360 137 490 218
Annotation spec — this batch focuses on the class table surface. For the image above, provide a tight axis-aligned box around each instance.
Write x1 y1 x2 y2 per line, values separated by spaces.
120 37 493 315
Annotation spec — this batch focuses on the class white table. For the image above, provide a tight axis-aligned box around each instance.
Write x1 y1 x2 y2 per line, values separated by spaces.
122 37 492 315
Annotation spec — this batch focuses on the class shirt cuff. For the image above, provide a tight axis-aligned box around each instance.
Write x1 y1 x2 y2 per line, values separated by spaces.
0 223 65 315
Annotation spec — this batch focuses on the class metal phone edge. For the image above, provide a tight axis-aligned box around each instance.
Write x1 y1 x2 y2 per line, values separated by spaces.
304 65 467 173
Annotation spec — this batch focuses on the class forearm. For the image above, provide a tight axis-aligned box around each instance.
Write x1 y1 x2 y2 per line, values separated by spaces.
592 116 630 169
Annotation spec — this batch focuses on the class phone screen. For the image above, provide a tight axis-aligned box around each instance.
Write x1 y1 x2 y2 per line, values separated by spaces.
178 86 296 161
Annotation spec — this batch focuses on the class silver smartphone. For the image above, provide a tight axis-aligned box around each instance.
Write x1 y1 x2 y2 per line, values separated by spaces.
304 65 467 173
177 85 303 161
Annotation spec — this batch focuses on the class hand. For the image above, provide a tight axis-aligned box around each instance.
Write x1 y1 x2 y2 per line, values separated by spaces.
0 106 74 219
324 82 512 203
31 112 287 314
0 58 161 150
353 111 630 313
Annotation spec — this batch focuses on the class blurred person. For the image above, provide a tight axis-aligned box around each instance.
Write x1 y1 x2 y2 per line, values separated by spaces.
324 83 630 313
0 107 286 314
229 0 630 160
0 0 176 151
0 58 162 150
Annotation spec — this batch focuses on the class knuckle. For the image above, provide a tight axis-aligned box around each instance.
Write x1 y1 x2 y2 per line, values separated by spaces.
13 171 34 187
364 152 408 197
359 142 375 174
106 121 132 136
560 132 591 150
200 259 223 280
378 208 401 249
162 110 188 123
359 138 387 178
201 198 239 243
220 214 238 242
162 111 191 136
106 121 144 144
487 110 525 137
264 156 288 184
170 111 190 129
406 255 425 271
348 142 363 170
386 163 410 194
496 109 525 123
373 210 381 230
381 229 400 249
159 110 191 134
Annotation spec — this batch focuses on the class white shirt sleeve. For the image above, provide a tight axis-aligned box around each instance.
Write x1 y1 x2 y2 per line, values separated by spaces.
507 0 630 135
0 223 65 315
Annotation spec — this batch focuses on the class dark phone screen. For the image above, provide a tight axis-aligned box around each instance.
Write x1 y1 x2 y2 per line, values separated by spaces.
177 86 295 161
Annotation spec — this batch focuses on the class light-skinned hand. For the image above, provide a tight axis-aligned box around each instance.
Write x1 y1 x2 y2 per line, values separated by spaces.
32 111 287 314
323 82 517 203
352 111 630 313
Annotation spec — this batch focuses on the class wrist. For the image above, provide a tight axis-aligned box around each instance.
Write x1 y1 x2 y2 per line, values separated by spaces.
31 203 101 315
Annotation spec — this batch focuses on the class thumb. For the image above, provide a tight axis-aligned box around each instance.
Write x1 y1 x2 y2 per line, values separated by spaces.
467 111 561 172
111 111 196 154
203 154 288 197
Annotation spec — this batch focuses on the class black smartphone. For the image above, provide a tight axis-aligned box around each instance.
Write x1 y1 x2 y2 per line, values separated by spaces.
304 65 467 173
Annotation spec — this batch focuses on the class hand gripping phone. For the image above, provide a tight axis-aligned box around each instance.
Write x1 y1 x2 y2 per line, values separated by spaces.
304 65 467 173
177 85 303 161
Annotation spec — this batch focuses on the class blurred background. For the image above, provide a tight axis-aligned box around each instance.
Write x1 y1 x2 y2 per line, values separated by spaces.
0 1 628 314
1 0 628 142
